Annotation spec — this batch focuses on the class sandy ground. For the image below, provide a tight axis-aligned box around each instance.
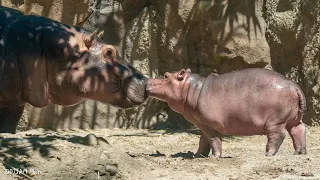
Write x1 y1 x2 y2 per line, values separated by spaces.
0 126 319 180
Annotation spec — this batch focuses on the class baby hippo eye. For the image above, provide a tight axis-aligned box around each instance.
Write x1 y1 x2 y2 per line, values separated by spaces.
163 73 169 79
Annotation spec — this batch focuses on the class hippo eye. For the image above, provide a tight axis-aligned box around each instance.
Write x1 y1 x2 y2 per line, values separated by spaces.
106 49 113 56
104 47 116 59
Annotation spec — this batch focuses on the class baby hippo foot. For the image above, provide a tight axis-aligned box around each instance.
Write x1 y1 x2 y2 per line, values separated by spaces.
211 138 222 159
194 131 211 158
294 149 307 155
294 150 307 155
210 137 222 160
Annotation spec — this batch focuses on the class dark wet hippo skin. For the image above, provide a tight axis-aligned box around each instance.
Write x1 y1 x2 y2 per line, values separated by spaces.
147 68 307 158
0 6 148 133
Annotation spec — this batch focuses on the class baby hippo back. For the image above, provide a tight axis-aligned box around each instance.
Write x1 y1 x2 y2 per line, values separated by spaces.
197 68 302 135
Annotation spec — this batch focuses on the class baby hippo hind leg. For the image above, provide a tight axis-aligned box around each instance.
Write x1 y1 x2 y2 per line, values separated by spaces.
195 131 211 157
286 123 307 155
265 124 286 157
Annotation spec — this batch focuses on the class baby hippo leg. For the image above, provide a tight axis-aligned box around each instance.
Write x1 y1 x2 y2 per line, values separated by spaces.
286 123 307 155
202 127 222 158
265 124 286 156
195 131 211 157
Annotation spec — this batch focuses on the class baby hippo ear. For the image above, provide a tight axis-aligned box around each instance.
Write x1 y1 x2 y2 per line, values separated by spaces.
177 69 188 81
186 68 192 73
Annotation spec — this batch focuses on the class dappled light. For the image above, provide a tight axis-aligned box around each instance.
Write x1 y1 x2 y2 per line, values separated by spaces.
0 131 111 178
0 0 270 134
1 1 320 179
173 0 264 75
0 4 148 134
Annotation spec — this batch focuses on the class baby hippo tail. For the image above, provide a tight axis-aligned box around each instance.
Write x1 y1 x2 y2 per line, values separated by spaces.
296 86 307 116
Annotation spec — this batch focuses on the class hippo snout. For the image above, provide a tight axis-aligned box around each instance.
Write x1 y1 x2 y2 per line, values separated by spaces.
122 74 148 103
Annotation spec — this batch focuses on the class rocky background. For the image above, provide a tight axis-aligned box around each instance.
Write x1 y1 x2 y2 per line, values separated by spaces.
263 0 320 126
0 0 318 131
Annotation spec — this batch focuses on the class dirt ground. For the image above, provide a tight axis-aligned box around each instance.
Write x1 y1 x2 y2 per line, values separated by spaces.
0 125 319 180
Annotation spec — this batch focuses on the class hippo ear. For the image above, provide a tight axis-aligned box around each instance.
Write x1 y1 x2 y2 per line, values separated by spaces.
84 30 98 48
97 30 104 39
177 69 188 81
186 68 192 73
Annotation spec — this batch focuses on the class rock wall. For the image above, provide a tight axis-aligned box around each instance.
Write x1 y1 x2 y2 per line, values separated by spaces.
1 0 272 131
1 0 92 25
263 0 320 125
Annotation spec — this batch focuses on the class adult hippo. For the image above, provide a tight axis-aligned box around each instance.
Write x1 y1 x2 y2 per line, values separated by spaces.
146 68 307 158
0 6 148 133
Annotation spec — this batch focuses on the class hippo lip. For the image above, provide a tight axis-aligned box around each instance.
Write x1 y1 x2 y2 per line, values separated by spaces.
121 75 148 104
126 85 147 104
126 96 142 104
120 84 147 104
124 92 146 105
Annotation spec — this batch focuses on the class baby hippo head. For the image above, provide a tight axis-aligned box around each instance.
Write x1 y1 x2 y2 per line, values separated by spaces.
146 68 192 102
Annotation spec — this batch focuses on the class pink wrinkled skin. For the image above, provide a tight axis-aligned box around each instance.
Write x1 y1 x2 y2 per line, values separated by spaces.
147 68 307 158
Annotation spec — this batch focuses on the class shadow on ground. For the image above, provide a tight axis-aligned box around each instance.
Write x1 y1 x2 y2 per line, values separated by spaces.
0 132 108 175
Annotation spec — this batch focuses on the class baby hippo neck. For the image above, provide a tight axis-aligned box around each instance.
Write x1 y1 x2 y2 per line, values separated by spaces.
181 74 206 116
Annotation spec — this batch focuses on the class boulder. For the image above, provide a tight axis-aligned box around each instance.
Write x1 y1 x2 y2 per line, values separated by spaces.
263 0 320 125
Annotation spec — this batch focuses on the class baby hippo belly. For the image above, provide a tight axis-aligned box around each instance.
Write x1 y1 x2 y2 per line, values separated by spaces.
202 113 267 136
197 87 277 136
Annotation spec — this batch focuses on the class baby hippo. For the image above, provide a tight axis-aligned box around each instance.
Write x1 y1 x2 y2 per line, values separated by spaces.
146 68 307 158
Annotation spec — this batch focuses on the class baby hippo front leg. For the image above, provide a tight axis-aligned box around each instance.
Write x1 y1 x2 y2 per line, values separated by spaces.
195 131 211 157
201 127 222 158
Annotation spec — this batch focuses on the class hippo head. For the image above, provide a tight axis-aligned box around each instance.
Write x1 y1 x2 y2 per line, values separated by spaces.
65 30 148 108
146 68 192 104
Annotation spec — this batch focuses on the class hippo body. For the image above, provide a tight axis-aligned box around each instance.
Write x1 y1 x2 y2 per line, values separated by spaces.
147 68 307 158
0 6 147 133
